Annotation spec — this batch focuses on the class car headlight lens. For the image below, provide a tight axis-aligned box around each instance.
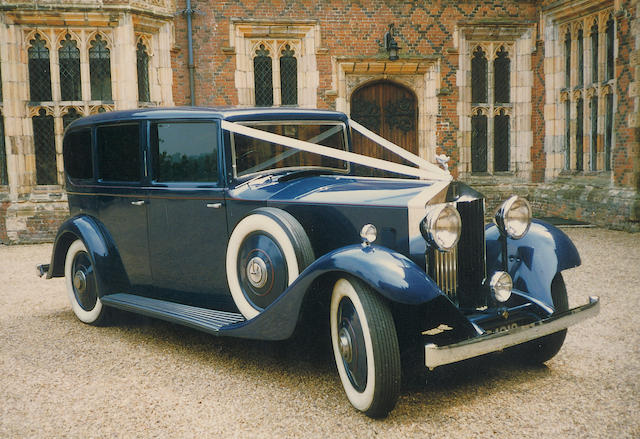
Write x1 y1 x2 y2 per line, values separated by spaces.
495 196 532 239
420 204 461 251
489 271 512 302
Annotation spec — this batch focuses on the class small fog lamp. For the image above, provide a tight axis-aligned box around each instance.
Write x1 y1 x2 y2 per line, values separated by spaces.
360 224 377 245
490 271 513 303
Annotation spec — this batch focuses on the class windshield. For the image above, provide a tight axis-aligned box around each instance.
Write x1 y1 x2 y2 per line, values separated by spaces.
232 122 348 177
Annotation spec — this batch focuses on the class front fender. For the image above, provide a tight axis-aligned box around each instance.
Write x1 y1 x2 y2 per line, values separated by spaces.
486 219 581 308
221 244 445 340
48 215 129 296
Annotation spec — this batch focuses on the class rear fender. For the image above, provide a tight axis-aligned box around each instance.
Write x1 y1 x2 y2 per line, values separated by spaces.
485 219 581 308
221 244 451 340
48 215 129 296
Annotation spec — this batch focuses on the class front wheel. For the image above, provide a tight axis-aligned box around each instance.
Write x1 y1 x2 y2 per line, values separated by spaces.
512 274 569 364
330 277 401 418
65 240 109 325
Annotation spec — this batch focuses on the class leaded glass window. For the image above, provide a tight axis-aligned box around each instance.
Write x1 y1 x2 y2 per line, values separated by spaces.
591 22 599 83
59 34 81 101
28 34 52 102
606 17 614 81
605 93 613 171
33 109 57 185
565 100 571 170
590 96 598 171
494 110 509 172
89 35 112 101
63 108 82 130
0 113 7 185
471 112 487 173
565 31 571 88
471 47 487 103
577 30 584 86
576 98 584 171
280 45 297 106
494 46 510 104
137 41 150 103
254 45 273 107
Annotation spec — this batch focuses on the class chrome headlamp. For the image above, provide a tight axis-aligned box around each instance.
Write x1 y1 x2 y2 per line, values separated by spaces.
495 196 532 239
420 204 461 252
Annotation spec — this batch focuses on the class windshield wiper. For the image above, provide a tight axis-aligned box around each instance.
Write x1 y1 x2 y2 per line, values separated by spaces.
278 168 338 182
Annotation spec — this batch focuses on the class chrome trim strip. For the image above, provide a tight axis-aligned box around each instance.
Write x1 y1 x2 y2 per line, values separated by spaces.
424 296 600 370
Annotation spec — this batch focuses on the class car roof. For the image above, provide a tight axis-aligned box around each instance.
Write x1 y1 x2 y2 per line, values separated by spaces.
67 107 349 130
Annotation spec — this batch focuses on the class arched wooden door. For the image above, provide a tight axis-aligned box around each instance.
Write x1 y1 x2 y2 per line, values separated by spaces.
350 81 418 168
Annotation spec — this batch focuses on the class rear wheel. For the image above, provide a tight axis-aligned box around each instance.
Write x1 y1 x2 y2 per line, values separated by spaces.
65 240 109 325
330 277 401 418
514 274 568 364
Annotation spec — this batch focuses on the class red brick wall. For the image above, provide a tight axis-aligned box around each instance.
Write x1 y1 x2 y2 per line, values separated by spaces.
171 0 538 174
613 2 639 189
531 36 546 183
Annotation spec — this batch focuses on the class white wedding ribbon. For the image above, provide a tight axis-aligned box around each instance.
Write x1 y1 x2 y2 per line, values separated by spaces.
221 119 452 182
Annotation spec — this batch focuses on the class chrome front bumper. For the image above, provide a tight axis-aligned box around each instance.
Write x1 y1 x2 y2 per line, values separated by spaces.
424 296 600 370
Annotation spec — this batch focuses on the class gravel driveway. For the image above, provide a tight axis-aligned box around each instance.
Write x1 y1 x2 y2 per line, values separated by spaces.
1 227 638 438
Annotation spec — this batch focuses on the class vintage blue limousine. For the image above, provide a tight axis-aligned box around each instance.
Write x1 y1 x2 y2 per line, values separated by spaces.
38 107 599 417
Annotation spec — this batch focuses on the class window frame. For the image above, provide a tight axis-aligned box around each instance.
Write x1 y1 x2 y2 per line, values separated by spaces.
63 127 94 183
95 122 144 184
148 119 222 188
228 120 350 181
468 42 514 175
558 10 615 175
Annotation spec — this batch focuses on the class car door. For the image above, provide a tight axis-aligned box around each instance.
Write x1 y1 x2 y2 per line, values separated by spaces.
146 120 233 310
94 122 152 291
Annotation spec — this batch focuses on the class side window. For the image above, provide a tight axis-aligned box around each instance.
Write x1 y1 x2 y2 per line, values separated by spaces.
96 124 140 182
151 122 218 183
63 129 92 180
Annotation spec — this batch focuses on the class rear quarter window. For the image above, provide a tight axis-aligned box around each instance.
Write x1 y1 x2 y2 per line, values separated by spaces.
63 129 93 180
96 124 141 182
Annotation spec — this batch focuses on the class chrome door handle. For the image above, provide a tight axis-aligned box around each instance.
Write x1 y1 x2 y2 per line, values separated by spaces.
206 202 222 209
131 200 145 206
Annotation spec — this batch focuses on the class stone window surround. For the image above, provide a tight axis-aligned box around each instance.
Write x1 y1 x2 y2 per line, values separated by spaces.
332 58 440 163
0 11 175 197
469 42 515 174
557 10 615 174
230 20 320 108
457 23 536 180
542 0 615 181
251 39 301 106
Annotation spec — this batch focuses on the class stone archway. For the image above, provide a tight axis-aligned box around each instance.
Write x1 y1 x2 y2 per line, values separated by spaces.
332 59 439 163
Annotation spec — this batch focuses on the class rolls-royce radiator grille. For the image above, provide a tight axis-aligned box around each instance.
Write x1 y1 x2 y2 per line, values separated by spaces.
427 198 487 307
432 246 458 301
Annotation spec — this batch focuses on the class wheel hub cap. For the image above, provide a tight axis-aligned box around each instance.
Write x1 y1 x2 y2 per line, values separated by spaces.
246 257 268 289
73 269 87 294
338 327 353 363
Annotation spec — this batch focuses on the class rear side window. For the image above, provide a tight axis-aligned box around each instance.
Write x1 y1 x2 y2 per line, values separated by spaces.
96 124 140 182
63 129 92 180
151 121 218 183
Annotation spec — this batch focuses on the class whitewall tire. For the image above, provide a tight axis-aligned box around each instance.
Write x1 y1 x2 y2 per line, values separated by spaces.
65 240 107 324
226 208 314 319
330 277 401 417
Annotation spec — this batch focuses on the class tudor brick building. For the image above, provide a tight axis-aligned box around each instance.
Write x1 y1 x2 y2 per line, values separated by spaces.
0 0 638 243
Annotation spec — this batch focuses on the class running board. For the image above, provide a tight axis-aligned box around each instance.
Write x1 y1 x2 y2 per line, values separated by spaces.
100 293 245 334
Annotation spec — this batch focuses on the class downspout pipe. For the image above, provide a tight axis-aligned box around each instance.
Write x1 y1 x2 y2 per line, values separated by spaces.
185 0 196 106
